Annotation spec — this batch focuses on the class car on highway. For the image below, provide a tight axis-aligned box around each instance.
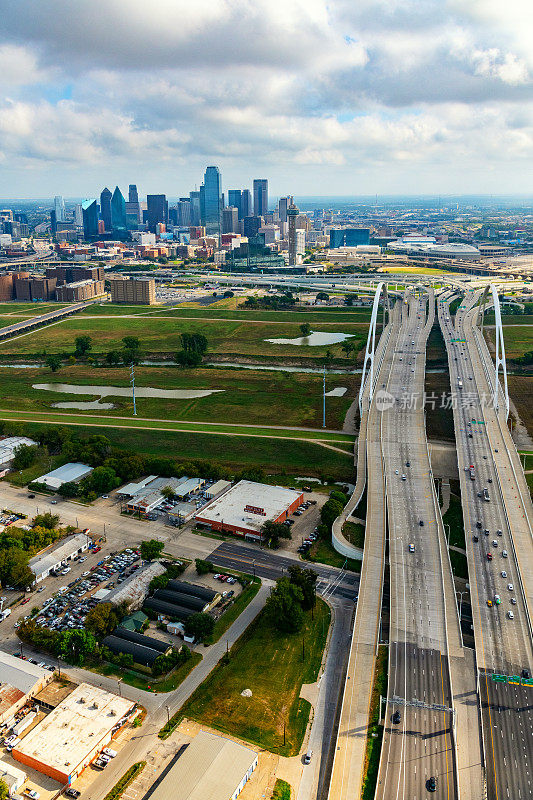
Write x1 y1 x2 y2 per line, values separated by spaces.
427 776 437 792
408 544 415 552
508 584 514 591
501 571 507 578
510 597 517 605
492 540 498 547
64 790 80 799
419 520 424 526
508 611 514 619
502 550 508 558
494 595 501 605
487 553 493 561
487 599 493 607
473 535 479 542
497 529 502 536
392 710 401 724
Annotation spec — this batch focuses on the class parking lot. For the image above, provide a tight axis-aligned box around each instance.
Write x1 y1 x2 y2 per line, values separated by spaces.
27 549 142 636
0 543 143 652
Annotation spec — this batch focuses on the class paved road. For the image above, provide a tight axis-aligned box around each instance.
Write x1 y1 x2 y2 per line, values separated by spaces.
376 290 458 800
439 290 533 800
209 541 359 602
0 299 96 339
327 300 401 800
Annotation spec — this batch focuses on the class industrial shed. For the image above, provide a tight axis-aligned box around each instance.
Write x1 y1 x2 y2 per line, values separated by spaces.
147 731 257 800
0 652 53 725
167 580 220 606
113 627 171 654
153 589 207 612
13 684 134 784
143 597 195 621
102 635 161 668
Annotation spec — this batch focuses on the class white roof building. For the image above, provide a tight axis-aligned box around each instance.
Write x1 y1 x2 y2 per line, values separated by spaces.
29 533 90 583
195 480 303 539
147 731 257 800
0 652 53 725
13 683 135 784
36 462 93 489
0 437 37 467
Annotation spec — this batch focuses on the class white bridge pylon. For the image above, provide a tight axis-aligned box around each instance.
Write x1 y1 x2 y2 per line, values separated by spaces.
477 283 509 420
358 281 390 415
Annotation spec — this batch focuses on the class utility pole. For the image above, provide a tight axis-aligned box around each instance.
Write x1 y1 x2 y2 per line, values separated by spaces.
130 363 137 416
323 364 326 428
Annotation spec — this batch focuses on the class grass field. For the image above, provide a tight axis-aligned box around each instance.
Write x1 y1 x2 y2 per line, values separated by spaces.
342 520 365 548
508 376 533 439
443 481 465 550
0 314 370 361
483 315 533 326
486 326 533 359
78 303 377 324
177 600 330 755
0 364 359 430
361 645 388 800
425 372 454 441
5 420 355 481
95 651 202 692
379 266 451 275
0 302 69 316
305 538 361 572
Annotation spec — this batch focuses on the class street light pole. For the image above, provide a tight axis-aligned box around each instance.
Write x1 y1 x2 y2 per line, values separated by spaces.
444 523 451 544
117 677 123 697
166 705 170 724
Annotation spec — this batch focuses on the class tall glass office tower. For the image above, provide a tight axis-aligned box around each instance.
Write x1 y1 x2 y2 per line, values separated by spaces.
99 188 112 231
82 199 99 239
201 166 222 238
111 186 127 232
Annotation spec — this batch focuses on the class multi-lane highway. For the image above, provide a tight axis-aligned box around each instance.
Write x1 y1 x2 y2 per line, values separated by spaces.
439 289 533 800
0 299 96 340
376 289 457 800
327 298 402 800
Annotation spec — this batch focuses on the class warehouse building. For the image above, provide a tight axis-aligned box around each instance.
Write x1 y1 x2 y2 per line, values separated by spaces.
153 589 207 612
12 684 135 784
143 597 196 621
167 580 220 609
29 533 90 584
124 476 189 514
0 653 53 725
101 632 169 668
36 462 93 490
147 731 257 800
98 561 166 610
204 480 232 500
0 760 26 796
195 480 303 541
0 436 38 473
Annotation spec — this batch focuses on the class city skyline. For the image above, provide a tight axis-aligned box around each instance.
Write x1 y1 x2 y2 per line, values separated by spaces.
0 0 531 197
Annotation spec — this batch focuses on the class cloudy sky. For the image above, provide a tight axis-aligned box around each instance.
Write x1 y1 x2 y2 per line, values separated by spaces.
0 0 531 198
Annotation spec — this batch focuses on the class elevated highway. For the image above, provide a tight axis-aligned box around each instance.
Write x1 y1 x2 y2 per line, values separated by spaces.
439 289 533 800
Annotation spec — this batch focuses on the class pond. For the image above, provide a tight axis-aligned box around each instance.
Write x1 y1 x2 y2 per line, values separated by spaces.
264 331 356 347
33 383 224 408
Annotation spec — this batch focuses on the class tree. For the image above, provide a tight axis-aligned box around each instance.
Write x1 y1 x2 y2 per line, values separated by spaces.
57 481 79 498
85 602 120 639
316 292 330 301
184 612 215 641
0 547 34 588
329 490 348 505
106 350 121 365
265 576 304 633
140 539 164 561
58 628 97 666
195 558 213 575
288 565 317 611
161 485 176 501
299 322 312 337
33 512 59 530
75 335 92 357
46 353 62 372
122 336 141 352
88 466 119 493
341 341 355 358
261 520 291 548
12 443 40 470
0 778 9 800
320 498 344 531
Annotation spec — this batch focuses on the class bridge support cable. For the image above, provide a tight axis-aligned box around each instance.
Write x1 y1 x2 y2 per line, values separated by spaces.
476 284 509 419
358 281 390 415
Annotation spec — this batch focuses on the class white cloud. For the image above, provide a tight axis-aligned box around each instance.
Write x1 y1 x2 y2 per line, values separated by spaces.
0 0 532 194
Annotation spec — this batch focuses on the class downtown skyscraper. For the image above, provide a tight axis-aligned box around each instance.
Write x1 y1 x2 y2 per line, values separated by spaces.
201 166 222 238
